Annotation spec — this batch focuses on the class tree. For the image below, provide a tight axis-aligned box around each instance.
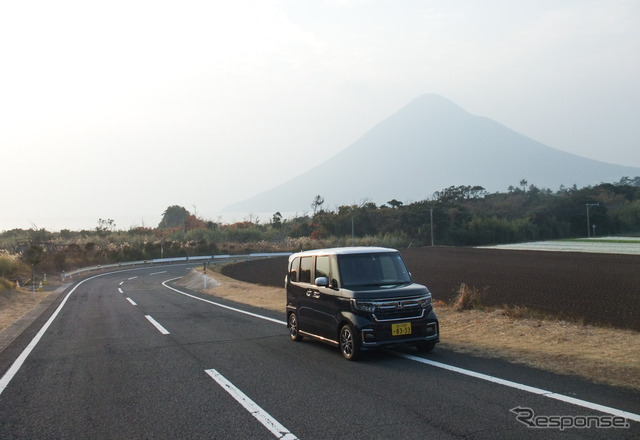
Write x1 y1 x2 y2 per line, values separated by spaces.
158 206 190 229
520 179 528 192
96 218 116 234
311 195 325 215
185 214 206 230
618 176 640 187
433 185 486 203
271 212 283 228
23 245 44 267
387 199 404 209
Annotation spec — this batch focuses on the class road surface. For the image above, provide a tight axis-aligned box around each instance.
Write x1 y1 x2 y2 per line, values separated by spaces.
1 264 638 439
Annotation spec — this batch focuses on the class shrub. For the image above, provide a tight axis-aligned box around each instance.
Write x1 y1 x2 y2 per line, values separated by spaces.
0 277 15 290
0 253 14 278
453 283 483 311
0 252 30 280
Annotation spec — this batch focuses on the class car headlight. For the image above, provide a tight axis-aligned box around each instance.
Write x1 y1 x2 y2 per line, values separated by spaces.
418 293 432 309
352 300 377 313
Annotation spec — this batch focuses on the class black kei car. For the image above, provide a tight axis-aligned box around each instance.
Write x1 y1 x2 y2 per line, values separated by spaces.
285 247 439 360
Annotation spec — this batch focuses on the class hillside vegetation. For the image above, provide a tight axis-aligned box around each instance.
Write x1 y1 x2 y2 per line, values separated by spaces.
1 178 639 285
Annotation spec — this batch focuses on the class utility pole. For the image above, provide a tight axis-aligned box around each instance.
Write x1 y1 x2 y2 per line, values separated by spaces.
351 214 354 246
430 208 434 246
586 203 599 237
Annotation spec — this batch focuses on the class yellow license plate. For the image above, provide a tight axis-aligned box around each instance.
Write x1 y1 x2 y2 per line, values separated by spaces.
391 322 412 336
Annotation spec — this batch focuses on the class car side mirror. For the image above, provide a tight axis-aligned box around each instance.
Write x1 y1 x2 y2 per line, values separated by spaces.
315 276 329 287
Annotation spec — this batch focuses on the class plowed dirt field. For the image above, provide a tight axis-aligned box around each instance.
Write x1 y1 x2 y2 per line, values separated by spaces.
222 247 640 331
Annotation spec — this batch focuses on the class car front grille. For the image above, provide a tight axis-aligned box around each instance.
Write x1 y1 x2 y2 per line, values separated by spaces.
372 306 426 322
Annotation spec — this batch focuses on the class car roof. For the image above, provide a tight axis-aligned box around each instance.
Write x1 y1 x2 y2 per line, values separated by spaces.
288 246 398 261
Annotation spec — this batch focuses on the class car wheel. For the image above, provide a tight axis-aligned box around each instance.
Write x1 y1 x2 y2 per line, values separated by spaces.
288 312 303 341
416 340 436 353
339 324 360 360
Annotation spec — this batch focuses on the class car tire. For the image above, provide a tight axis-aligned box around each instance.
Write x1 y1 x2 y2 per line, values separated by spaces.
416 340 436 353
288 312 303 341
339 324 360 361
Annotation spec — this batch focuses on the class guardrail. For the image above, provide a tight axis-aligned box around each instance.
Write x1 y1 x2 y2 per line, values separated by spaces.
60 252 292 282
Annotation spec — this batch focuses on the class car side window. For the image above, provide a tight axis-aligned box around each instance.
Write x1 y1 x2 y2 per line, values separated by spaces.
289 257 300 282
315 256 330 279
299 256 313 283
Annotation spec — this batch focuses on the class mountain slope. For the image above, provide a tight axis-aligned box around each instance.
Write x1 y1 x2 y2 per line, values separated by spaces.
224 94 640 213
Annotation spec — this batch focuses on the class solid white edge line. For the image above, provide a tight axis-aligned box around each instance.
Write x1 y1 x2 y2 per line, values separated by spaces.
164 276 640 424
0 263 198 397
396 352 640 422
0 272 105 395
145 315 170 335
161 278 285 326
126 297 137 306
205 369 297 440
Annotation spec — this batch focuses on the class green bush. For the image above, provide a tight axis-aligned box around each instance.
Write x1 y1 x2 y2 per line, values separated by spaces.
0 253 31 288
0 254 14 278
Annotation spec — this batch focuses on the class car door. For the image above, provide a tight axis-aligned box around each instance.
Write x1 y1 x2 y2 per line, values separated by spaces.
294 255 319 334
308 255 343 341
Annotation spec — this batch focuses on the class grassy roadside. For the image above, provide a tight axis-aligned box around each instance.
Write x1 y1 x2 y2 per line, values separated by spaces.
0 288 54 333
184 266 640 392
435 306 640 391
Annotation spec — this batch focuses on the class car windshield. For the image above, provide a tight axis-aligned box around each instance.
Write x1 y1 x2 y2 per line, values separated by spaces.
337 252 411 288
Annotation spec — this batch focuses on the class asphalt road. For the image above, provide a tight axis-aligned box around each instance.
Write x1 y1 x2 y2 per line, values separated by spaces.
0 264 638 439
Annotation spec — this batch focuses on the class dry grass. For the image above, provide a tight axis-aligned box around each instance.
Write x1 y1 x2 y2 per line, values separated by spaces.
453 283 483 311
437 305 640 391
0 287 53 333
177 268 285 313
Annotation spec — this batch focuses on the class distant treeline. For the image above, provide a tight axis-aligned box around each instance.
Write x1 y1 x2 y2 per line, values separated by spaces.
1 177 639 278
291 177 640 246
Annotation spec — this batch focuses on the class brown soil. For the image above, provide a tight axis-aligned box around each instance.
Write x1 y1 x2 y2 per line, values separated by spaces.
222 249 640 331
400 247 640 331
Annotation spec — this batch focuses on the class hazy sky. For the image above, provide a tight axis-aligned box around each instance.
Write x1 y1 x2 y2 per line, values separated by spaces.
2 0 638 231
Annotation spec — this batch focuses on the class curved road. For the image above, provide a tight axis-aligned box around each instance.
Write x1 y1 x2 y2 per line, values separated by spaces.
0 264 638 439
